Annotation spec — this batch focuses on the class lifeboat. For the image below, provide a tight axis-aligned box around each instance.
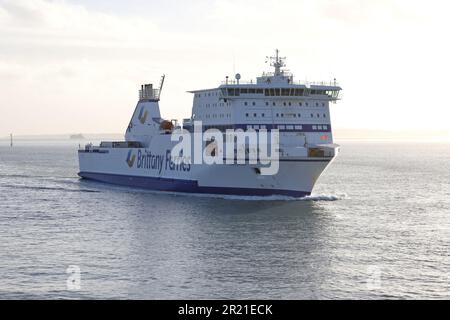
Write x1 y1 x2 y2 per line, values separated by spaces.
160 120 174 131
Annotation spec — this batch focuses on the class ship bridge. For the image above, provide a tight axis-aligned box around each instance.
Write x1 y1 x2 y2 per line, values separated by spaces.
188 49 341 101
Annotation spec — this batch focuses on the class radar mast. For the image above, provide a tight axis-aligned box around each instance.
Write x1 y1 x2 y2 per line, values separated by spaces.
268 49 286 76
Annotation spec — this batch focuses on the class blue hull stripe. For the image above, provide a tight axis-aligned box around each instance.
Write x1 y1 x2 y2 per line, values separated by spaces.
78 171 309 197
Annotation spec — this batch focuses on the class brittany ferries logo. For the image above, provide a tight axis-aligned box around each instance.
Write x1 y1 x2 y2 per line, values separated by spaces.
126 150 136 167
138 107 148 124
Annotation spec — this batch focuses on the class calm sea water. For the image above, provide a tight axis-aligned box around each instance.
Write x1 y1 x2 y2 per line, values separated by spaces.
0 140 449 299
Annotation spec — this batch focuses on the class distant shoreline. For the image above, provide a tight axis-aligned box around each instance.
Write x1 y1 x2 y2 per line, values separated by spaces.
0 133 123 141
2 129 450 143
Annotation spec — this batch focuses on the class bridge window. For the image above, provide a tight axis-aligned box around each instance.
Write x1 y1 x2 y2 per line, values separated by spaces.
265 88 305 96
227 88 240 96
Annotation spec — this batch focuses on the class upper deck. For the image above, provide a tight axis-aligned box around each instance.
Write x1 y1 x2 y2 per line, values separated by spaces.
188 50 341 101
189 81 341 101
183 50 342 146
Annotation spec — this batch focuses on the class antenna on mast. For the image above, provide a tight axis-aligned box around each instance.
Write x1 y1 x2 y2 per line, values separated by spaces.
268 49 286 76
159 74 165 91
157 74 165 100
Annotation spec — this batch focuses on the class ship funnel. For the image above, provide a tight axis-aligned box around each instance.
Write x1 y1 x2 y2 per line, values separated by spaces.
139 83 159 101
138 75 165 101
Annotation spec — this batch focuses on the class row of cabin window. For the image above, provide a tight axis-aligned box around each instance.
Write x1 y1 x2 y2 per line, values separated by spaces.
196 88 337 98
245 112 327 118
204 114 232 119
245 124 329 130
226 88 332 96
185 124 328 132
204 102 230 108
244 101 326 107
246 124 301 130
199 101 326 109
195 92 219 98
312 125 328 130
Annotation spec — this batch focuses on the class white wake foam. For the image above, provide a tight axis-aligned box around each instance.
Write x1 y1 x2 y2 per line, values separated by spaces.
164 192 350 202
299 193 350 201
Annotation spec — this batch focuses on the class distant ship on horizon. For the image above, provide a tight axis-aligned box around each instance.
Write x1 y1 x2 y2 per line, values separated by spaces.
70 134 85 140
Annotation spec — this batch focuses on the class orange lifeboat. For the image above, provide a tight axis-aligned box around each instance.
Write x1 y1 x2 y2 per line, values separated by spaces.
160 120 174 131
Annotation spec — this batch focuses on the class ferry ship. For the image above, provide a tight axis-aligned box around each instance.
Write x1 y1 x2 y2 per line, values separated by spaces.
78 50 342 197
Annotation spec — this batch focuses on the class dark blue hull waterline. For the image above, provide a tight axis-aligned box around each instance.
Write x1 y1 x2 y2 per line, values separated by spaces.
78 172 310 198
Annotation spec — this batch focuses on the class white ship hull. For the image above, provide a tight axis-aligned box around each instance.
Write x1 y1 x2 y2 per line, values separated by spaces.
78 146 335 197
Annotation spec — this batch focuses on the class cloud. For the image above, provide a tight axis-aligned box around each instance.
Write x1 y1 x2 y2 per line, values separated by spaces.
0 0 162 50
0 0 449 135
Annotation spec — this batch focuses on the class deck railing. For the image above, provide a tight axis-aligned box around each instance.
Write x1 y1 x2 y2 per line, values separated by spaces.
220 79 340 87
139 88 161 101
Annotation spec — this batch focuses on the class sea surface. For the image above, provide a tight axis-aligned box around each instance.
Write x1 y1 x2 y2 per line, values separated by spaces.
0 140 449 299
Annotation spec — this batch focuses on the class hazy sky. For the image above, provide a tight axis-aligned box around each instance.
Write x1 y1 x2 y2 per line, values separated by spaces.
0 0 449 136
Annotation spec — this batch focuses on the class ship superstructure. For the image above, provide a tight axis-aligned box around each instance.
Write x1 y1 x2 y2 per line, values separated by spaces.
78 50 342 197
